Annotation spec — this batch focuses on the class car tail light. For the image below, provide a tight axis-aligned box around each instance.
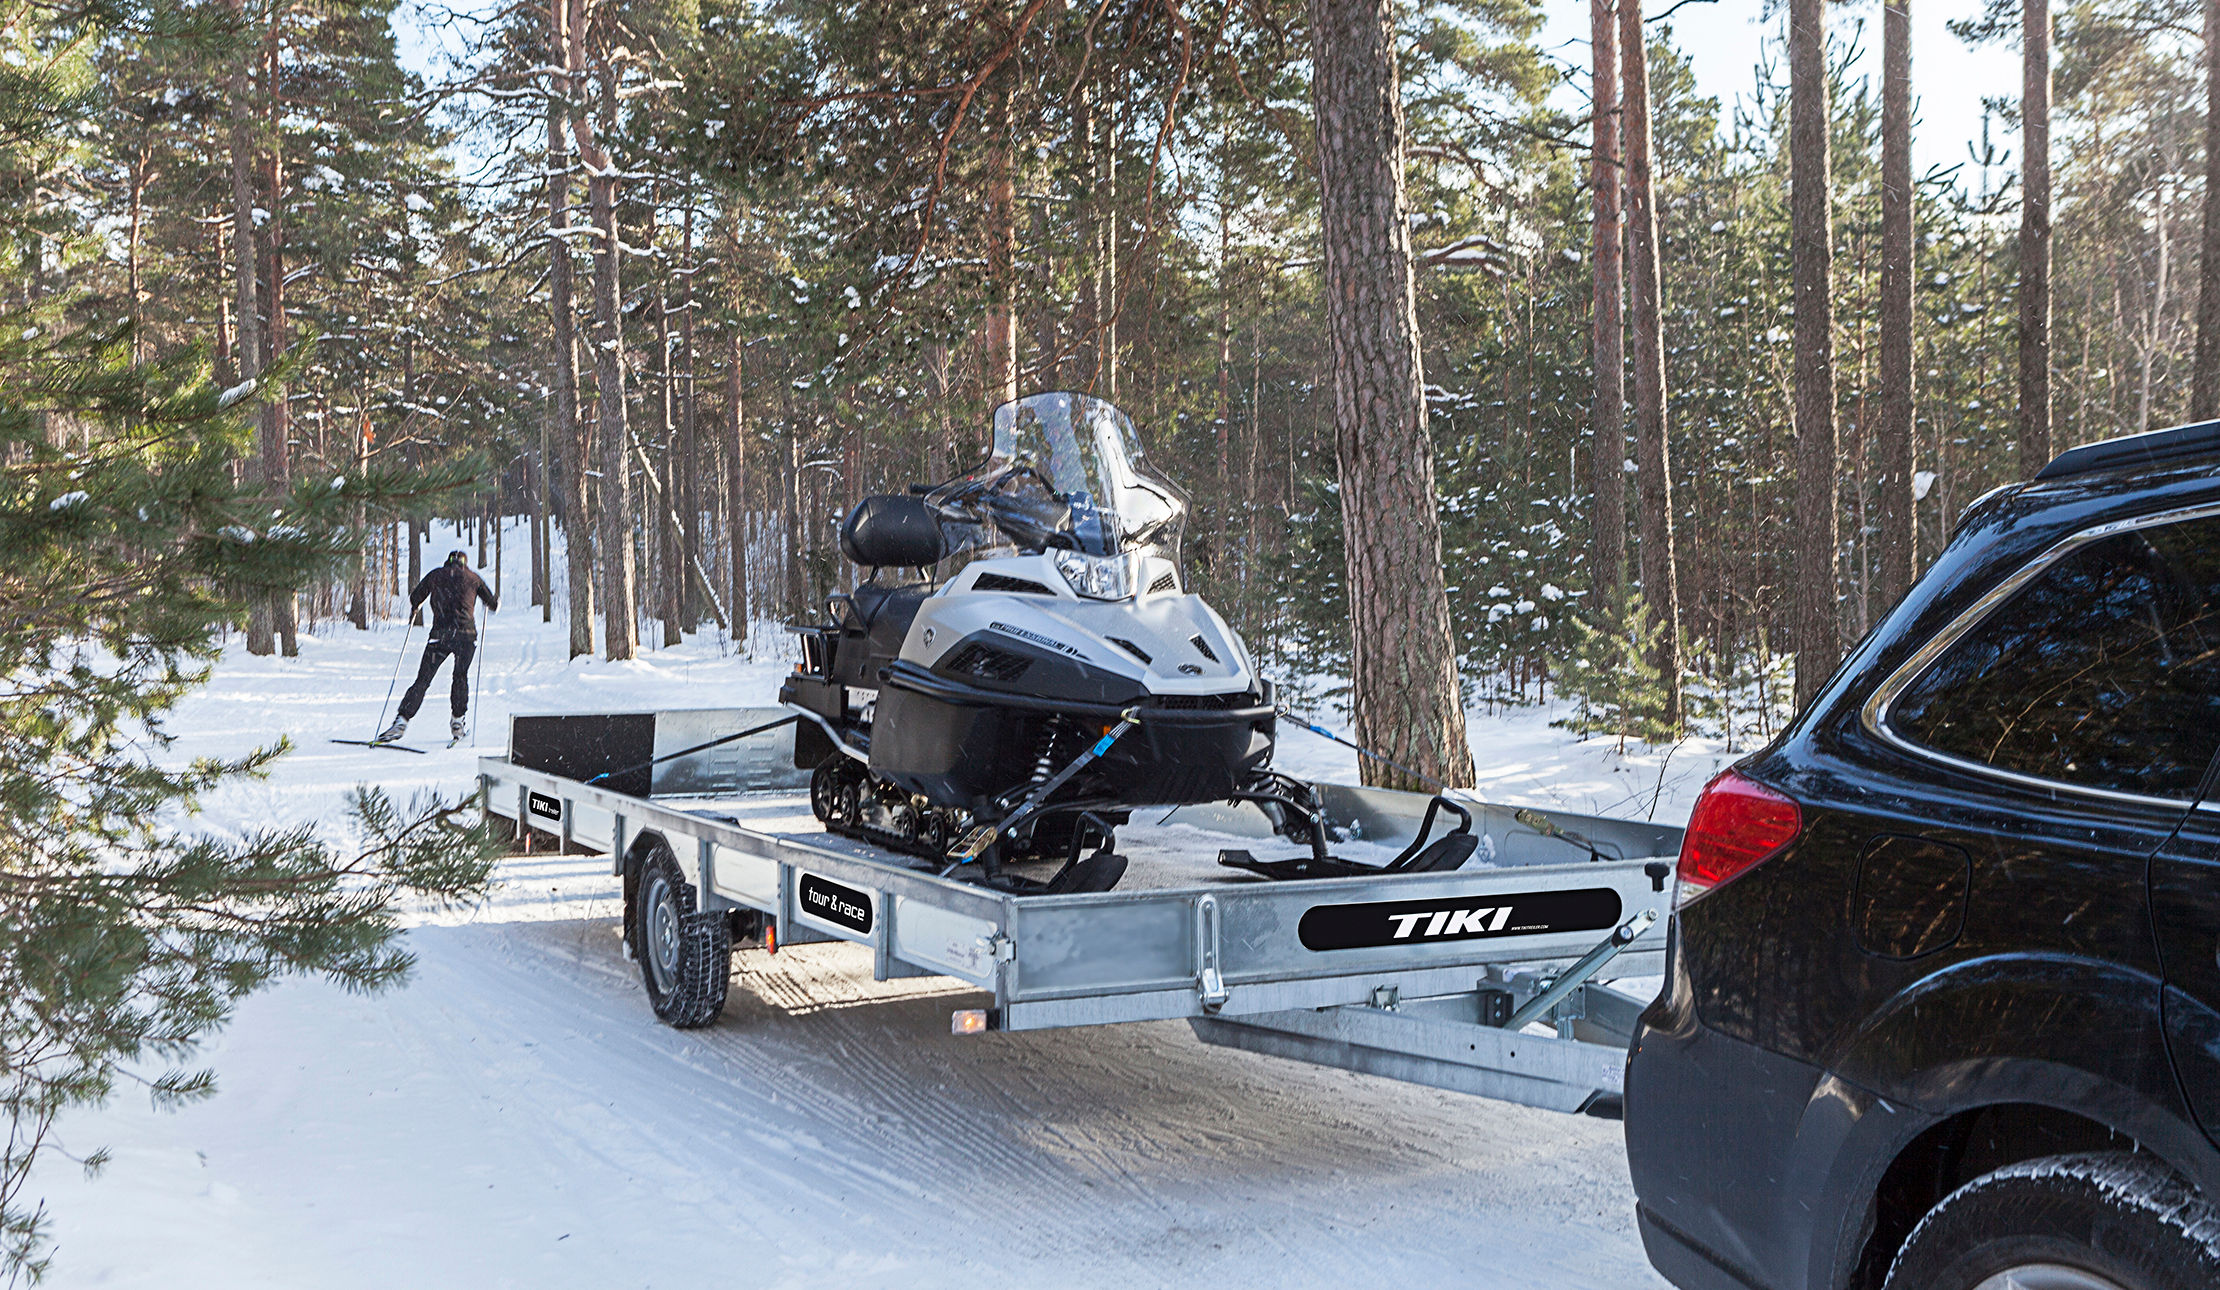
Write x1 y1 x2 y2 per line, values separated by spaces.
1676 769 1802 908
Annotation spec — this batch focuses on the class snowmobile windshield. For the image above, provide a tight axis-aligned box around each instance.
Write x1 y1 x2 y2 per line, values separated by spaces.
927 393 1189 573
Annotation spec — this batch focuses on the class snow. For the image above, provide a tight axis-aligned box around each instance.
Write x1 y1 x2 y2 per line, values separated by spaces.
30 521 1735 1288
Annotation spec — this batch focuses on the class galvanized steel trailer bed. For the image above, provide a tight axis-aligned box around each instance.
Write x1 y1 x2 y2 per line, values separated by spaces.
480 706 1686 1116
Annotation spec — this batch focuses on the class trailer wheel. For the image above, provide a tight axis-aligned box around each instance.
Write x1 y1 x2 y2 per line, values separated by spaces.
627 840 731 1028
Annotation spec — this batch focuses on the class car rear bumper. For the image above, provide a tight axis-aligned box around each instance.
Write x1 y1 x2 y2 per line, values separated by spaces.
1625 977 1853 1290
1637 1205 1766 1290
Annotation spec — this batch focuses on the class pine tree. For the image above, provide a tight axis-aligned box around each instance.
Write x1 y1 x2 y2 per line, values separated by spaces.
1309 0 1476 790
0 11 500 1277
1789 0 1840 706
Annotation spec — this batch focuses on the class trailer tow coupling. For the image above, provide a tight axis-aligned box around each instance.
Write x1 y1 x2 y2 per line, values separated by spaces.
1501 907 1657 1032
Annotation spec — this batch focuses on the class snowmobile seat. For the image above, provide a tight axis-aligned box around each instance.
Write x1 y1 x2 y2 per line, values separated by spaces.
833 495 942 658
841 494 944 570
847 581 933 658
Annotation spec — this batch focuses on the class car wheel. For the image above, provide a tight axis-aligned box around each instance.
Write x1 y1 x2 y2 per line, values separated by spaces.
1885 1151 2220 1290
628 842 731 1029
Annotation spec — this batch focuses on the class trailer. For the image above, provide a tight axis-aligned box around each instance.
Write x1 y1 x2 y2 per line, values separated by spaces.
479 705 1686 1117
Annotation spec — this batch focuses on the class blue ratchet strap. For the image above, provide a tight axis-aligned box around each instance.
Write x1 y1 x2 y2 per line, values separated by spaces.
948 707 1141 867
1275 703 1453 795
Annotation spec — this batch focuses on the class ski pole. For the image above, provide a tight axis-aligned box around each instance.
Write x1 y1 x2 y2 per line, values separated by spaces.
373 617 416 738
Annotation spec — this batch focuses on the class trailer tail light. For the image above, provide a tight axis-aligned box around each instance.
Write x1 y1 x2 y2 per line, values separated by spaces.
1676 770 1801 908
951 1009 990 1036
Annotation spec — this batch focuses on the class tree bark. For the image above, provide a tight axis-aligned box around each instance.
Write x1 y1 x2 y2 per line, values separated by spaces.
1589 0 1626 613
548 8 594 659
984 80 1018 406
1216 185 1234 561
228 0 271 657
2019 0 2053 475
1877 0 1918 609
1097 85 1119 398
1791 0 1840 708
263 48 297 656
726 328 749 648
782 422 803 617
1620 0 1683 728
652 208 682 648
530 413 547 610
2192 0 2220 419
679 206 701 628
571 3 637 661
1308 0 1475 790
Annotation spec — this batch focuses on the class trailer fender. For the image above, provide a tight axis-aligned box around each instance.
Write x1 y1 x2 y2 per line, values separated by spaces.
619 829 678 955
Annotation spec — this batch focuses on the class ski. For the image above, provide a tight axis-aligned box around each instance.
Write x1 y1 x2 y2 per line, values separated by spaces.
331 738 429 755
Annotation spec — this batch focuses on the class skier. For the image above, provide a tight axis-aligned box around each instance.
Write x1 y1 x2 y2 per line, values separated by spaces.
376 550 497 745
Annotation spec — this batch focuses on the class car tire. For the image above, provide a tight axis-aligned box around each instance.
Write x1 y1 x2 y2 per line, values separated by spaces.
628 841 731 1029
1885 1151 2220 1290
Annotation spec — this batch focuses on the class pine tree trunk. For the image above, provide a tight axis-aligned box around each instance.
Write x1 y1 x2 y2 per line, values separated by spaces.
726 328 749 648
653 223 682 648
571 25 637 662
782 424 803 617
1791 0 1840 708
408 517 424 614
1589 0 1626 612
1216 120 1235 554
546 39 594 659
2192 0 2220 419
349 415 370 629
228 0 272 657
2019 0 2053 475
679 207 701 629
1097 80 1120 398
529 420 547 610
263 84 297 657
1620 0 1683 728
984 81 1018 406
1878 0 1918 609
1308 0 1475 790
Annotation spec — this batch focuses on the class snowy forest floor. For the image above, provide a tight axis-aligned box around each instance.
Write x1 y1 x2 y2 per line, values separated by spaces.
32 526 1741 1289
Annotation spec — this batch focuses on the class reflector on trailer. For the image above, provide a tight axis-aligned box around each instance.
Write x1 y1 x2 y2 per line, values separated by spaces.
951 1009 989 1036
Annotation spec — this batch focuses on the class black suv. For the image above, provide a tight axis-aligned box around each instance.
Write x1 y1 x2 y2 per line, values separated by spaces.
1626 422 2220 1290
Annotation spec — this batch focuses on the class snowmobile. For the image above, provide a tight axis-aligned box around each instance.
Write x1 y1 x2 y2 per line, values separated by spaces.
780 393 1479 893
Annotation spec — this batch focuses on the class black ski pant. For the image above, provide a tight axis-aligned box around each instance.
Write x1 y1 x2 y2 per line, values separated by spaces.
398 635 476 720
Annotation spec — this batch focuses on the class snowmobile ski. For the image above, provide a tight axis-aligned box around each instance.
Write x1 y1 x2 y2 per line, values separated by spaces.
331 738 429 755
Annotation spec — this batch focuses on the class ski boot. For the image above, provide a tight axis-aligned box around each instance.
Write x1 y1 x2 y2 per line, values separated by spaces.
373 717 408 744
450 717 468 747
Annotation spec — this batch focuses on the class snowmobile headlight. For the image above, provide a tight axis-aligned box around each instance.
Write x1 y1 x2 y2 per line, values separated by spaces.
1054 550 1137 600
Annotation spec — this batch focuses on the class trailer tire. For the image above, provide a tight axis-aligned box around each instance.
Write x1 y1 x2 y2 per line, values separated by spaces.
627 840 731 1029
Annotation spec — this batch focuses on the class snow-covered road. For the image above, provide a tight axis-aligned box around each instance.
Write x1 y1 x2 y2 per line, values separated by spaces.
34 525 1733 1288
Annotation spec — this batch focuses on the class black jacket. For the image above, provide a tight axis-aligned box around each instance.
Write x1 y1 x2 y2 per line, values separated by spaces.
411 564 497 639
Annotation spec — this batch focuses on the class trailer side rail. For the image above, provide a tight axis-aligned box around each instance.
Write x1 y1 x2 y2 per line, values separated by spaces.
481 755 1674 1038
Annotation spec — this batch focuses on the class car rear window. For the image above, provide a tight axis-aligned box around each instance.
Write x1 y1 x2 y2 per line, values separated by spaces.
1890 514 2220 800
